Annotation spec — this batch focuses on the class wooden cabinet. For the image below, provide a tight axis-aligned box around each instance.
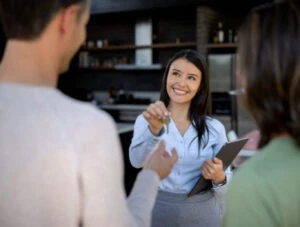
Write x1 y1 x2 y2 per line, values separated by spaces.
60 5 254 134
78 42 197 70
75 6 197 72
78 42 237 70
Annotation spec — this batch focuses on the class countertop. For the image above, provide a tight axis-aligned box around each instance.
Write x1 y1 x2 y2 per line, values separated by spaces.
100 104 148 111
116 122 134 134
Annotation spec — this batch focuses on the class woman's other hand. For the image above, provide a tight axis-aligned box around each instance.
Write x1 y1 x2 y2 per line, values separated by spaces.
201 157 226 184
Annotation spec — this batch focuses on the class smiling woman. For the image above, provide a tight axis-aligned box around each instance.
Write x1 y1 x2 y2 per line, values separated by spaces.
166 58 202 106
129 49 232 227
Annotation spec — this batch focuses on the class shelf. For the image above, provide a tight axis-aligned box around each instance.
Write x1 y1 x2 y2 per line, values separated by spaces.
100 104 148 111
83 45 136 50
78 42 237 71
152 42 196 49
206 43 237 48
81 42 236 51
115 64 163 70
80 64 163 71
81 42 196 51
79 66 114 70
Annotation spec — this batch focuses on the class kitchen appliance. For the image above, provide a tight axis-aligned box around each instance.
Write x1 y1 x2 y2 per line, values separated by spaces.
208 53 256 135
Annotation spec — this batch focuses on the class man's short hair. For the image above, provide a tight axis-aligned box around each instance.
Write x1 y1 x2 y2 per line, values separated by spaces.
0 0 88 40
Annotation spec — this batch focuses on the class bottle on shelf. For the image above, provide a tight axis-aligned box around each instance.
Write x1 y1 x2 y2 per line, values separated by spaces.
217 22 224 43
212 29 218 43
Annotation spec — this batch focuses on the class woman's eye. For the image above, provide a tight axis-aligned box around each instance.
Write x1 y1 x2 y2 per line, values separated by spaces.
188 76 196 81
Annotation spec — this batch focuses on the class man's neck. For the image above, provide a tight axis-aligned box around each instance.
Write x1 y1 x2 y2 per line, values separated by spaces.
0 40 59 87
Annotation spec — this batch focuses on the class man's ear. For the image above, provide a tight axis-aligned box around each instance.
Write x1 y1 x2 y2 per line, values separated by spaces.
59 5 80 34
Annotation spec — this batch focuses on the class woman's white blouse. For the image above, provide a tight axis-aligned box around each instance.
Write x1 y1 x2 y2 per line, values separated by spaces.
129 114 232 194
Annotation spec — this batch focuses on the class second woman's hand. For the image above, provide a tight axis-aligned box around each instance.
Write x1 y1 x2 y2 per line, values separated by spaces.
143 140 178 180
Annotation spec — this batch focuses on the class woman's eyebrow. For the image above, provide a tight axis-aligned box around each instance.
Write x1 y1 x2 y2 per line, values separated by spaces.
171 68 199 77
170 68 181 72
188 73 199 77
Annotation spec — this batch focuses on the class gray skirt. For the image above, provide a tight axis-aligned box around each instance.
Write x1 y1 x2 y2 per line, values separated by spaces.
151 190 221 227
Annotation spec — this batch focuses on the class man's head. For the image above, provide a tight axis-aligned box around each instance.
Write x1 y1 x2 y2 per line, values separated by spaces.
0 0 90 73
237 0 300 147
0 0 89 40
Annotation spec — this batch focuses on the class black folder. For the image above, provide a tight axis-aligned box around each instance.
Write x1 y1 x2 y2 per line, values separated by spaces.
188 138 249 197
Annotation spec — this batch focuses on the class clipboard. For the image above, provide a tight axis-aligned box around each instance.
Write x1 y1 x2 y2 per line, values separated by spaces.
188 138 249 197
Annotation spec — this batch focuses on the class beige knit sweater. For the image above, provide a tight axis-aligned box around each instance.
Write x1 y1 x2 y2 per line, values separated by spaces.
0 83 159 227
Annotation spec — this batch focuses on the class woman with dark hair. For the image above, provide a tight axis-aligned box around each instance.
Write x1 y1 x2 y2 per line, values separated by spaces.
223 1 300 226
129 49 232 227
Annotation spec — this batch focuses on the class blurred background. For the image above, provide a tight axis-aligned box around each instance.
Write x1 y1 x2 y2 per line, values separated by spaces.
57 0 272 136
0 0 271 193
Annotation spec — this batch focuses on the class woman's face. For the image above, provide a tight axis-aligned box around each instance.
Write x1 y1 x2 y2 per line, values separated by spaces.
166 58 202 106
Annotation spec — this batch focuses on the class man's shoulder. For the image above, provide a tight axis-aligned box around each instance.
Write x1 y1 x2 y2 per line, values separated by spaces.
56 92 115 127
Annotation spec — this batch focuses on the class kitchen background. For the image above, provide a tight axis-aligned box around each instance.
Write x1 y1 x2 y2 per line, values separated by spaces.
56 0 269 136
0 0 271 194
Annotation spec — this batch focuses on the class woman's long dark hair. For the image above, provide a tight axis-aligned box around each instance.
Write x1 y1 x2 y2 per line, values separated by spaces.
238 1 300 148
160 49 210 150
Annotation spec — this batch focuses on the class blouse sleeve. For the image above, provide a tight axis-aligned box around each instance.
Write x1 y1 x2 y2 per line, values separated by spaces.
129 114 164 168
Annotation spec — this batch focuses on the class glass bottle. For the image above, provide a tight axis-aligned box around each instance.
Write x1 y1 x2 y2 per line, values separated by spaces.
217 22 224 43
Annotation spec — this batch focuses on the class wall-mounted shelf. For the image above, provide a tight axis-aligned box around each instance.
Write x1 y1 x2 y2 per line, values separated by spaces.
79 42 238 70
79 66 114 70
152 42 196 49
115 64 163 70
81 42 237 51
81 42 196 51
80 64 164 71
206 43 237 48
